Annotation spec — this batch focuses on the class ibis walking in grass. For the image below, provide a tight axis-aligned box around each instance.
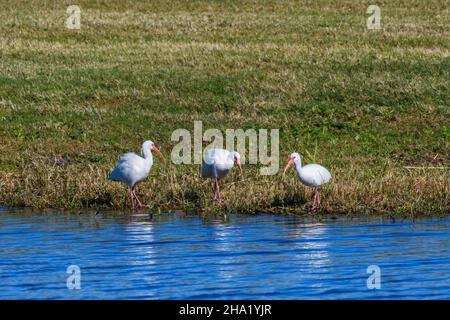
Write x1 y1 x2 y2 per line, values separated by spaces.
201 148 244 201
109 140 164 209
283 152 332 210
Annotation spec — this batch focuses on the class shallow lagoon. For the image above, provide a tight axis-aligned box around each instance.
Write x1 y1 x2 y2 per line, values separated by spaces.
1 208 449 299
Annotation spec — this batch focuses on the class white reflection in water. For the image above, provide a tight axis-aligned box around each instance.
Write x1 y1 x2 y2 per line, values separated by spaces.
123 221 156 263
282 223 332 291
122 221 160 289
209 222 243 281
288 223 331 267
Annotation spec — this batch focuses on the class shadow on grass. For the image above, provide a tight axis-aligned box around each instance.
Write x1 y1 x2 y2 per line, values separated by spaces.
271 191 308 207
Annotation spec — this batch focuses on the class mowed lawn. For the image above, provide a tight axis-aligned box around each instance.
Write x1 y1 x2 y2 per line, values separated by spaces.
0 0 448 214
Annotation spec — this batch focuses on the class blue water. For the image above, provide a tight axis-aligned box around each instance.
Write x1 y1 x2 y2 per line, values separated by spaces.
0 207 450 299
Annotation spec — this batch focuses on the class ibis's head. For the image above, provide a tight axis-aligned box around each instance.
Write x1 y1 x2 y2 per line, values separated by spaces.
142 140 164 161
232 151 244 180
283 152 301 175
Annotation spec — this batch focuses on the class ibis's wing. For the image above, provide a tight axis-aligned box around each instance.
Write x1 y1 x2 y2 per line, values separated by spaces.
118 152 139 163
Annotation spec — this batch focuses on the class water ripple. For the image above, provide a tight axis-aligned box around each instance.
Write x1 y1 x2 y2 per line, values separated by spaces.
0 210 450 299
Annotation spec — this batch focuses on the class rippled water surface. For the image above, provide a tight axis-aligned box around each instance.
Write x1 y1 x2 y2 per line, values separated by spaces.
1 207 450 299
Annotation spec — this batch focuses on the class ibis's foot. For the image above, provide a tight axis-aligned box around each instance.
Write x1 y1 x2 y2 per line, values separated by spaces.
213 191 221 202
131 188 146 209
310 197 317 214
212 193 222 203
134 199 148 209
310 190 319 213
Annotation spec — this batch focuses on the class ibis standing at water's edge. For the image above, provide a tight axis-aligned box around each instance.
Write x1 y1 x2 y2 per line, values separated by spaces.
284 152 332 210
109 140 164 209
201 148 244 201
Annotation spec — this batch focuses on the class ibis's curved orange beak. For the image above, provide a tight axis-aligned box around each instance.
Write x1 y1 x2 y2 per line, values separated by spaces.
283 157 294 175
151 145 165 162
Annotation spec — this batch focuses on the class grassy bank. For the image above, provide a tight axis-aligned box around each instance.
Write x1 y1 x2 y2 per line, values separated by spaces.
0 0 448 215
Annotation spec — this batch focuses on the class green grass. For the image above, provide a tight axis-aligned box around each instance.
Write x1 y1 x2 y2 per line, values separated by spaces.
0 0 448 215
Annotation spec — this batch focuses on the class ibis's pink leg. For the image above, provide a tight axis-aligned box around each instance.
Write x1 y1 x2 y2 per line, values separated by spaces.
216 180 221 201
131 186 143 209
317 190 321 207
213 179 218 201
213 179 221 201
129 188 135 209
312 189 319 210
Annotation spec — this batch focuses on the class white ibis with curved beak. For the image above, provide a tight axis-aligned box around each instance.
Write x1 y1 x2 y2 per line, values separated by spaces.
283 152 331 210
109 140 164 209
201 148 244 201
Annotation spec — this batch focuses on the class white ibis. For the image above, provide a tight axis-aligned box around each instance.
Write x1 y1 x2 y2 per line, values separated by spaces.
201 148 244 201
283 152 331 210
109 140 164 209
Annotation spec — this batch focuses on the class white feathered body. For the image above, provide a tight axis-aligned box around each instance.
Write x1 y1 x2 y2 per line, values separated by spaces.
201 148 234 180
295 163 331 188
109 152 153 187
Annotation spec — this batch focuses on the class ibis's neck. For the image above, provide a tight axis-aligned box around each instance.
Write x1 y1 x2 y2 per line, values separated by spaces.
293 158 302 174
142 148 153 161
227 152 236 164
